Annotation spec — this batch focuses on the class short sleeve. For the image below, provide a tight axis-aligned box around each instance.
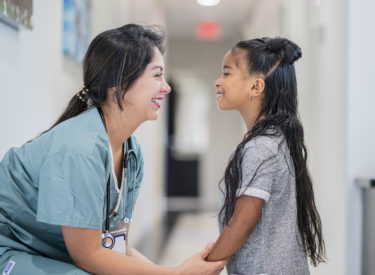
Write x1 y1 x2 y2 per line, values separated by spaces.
237 141 280 202
37 152 106 229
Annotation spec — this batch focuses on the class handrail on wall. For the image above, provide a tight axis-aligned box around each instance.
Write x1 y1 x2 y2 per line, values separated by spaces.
356 178 375 188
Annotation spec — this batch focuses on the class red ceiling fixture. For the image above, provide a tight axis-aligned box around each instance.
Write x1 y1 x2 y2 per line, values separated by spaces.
196 21 221 40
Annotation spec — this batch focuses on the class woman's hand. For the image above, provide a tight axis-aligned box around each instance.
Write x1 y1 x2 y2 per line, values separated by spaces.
176 242 228 275
61 226 227 275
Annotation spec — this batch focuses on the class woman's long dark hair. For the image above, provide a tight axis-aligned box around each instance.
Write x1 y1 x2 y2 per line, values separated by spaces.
218 37 325 266
43 23 165 133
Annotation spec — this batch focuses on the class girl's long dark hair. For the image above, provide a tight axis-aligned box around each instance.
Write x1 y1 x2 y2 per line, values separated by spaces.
218 37 325 266
42 23 165 134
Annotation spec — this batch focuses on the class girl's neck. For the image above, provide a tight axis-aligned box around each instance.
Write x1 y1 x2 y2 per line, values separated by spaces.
239 99 265 131
240 109 263 132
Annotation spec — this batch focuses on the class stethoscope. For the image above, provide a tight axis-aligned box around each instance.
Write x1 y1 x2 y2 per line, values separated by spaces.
97 107 137 249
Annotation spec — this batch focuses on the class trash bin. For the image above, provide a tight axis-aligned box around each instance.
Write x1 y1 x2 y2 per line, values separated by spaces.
356 178 375 275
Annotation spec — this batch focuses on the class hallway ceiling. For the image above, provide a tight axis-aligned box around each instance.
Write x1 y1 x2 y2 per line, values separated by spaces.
163 0 257 40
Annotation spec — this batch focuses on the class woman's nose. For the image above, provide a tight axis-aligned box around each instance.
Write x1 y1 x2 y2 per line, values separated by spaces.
162 80 171 94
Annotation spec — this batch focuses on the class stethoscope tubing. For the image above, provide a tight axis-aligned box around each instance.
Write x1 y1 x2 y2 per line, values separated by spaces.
98 107 138 244
103 142 136 247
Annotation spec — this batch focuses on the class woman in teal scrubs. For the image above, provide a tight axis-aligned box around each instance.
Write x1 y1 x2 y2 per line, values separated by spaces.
0 24 227 275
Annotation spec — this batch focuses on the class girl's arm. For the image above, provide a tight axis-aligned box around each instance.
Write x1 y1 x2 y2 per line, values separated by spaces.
61 226 227 275
206 195 264 261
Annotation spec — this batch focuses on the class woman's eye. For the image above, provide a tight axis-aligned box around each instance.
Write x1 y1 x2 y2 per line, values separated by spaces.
223 72 229 76
155 73 163 78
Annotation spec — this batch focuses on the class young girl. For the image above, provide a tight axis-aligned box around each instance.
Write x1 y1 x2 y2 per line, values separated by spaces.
206 37 325 274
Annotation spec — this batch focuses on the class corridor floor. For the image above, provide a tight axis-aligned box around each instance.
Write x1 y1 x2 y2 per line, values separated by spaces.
157 211 228 275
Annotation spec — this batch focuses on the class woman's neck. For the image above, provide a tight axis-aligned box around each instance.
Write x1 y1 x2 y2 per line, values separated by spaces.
100 105 141 153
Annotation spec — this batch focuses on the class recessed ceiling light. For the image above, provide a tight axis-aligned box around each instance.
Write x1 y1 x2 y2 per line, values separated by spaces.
197 0 221 7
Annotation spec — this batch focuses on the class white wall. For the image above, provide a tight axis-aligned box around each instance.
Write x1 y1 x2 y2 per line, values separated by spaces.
282 0 348 274
0 0 79 157
280 0 375 274
308 3 347 274
346 0 375 274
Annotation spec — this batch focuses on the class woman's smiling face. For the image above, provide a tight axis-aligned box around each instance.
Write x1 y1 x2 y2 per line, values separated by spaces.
123 48 171 121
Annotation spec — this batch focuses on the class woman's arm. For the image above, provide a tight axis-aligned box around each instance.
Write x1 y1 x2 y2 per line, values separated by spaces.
206 195 264 261
61 226 227 275
127 245 153 264
125 223 153 263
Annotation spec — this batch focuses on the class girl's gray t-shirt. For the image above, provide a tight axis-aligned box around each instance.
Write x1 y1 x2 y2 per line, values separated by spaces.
219 134 310 275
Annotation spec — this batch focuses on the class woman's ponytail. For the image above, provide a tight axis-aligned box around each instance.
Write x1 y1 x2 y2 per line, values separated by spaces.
37 86 93 137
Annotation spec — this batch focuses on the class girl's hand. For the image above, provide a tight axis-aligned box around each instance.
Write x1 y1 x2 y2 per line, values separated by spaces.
176 242 228 275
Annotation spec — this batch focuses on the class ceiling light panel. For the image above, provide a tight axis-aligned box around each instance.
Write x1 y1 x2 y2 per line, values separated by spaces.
196 0 221 7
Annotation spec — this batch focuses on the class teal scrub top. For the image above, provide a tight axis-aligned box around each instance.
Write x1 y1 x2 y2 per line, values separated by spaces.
0 107 144 263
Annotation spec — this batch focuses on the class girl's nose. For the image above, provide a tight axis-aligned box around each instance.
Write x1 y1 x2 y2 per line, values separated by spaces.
214 77 221 88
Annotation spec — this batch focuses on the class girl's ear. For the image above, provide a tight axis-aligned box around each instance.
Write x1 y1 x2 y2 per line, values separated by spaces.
250 78 265 98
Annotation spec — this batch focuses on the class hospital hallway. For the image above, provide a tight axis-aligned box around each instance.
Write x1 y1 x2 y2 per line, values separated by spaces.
128 209 227 273
1 0 375 274
157 211 227 274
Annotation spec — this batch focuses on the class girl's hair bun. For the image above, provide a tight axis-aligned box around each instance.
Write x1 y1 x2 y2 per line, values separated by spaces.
266 37 302 64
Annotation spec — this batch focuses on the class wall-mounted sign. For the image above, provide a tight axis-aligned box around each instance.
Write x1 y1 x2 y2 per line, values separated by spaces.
196 21 221 41
0 0 33 29
63 0 90 63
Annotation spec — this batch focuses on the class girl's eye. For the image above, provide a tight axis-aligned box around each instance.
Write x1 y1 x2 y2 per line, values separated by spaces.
223 72 229 76
155 73 163 78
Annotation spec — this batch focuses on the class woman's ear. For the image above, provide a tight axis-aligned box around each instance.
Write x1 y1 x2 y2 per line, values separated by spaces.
106 87 119 103
250 78 265 98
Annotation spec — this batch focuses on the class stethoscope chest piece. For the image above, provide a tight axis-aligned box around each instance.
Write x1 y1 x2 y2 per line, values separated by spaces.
102 232 115 249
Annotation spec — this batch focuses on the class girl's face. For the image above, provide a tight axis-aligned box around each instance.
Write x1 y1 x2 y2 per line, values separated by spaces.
214 50 254 112
123 48 171 121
